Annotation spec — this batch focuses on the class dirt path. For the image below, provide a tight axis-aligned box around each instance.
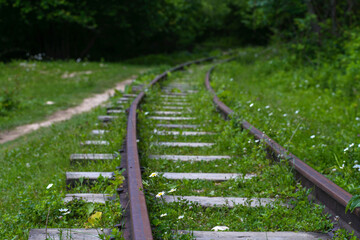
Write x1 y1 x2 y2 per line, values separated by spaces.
0 78 134 144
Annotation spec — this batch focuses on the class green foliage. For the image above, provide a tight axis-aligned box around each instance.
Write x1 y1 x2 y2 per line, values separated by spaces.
346 195 360 214
333 228 358 240
1 0 360 60
0 85 20 116
0 0 270 60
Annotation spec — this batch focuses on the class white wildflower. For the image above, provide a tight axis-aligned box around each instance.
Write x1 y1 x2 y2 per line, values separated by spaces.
295 110 299 114
310 135 315 139
168 188 176 193
156 191 165 198
149 172 158 177
63 210 71 215
46 184 53 189
344 148 349 152
249 103 254 107
160 213 167 217
349 143 354 147
178 215 184 219
265 105 270 109
46 101 54 105
283 114 287 117
211 226 229 232
353 164 360 170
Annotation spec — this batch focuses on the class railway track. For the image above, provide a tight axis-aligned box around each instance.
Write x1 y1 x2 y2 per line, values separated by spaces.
27 56 360 239
124 57 360 239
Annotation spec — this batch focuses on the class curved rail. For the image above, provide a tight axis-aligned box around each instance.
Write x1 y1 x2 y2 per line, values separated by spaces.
205 60 360 236
125 56 215 240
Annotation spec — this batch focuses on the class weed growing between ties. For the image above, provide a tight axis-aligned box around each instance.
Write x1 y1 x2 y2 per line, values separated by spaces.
211 47 360 197
137 64 334 239
0 110 126 238
3 179 124 239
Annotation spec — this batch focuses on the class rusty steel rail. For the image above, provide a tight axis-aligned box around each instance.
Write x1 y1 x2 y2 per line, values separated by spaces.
205 61 360 236
125 56 215 240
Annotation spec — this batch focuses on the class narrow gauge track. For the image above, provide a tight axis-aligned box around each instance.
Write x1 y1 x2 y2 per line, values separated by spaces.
124 57 360 240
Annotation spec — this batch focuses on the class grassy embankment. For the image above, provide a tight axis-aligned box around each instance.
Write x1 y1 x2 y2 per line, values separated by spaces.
211 47 360 197
0 61 151 131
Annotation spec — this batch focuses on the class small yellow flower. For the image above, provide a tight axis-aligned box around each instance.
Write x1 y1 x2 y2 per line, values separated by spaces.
149 172 158 177
156 191 165 198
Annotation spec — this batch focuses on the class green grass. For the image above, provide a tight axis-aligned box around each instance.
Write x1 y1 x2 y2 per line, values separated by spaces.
0 104 125 238
0 60 150 131
211 47 360 196
0 69 158 239
137 64 334 239
0 50 220 131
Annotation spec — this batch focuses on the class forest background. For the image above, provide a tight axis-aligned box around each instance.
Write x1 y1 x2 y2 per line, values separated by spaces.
1 0 358 61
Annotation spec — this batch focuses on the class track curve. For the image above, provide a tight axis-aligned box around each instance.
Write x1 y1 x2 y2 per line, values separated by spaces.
124 57 216 240
124 56 360 239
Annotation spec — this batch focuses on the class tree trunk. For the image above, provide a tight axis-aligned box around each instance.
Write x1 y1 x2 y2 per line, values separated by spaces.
330 0 338 36
306 0 322 45
80 33 98 59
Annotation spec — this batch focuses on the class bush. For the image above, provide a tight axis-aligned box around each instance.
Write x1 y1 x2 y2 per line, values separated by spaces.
0 86 20 116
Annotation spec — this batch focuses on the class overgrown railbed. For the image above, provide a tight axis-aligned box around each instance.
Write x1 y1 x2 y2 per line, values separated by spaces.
137 65 335 239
